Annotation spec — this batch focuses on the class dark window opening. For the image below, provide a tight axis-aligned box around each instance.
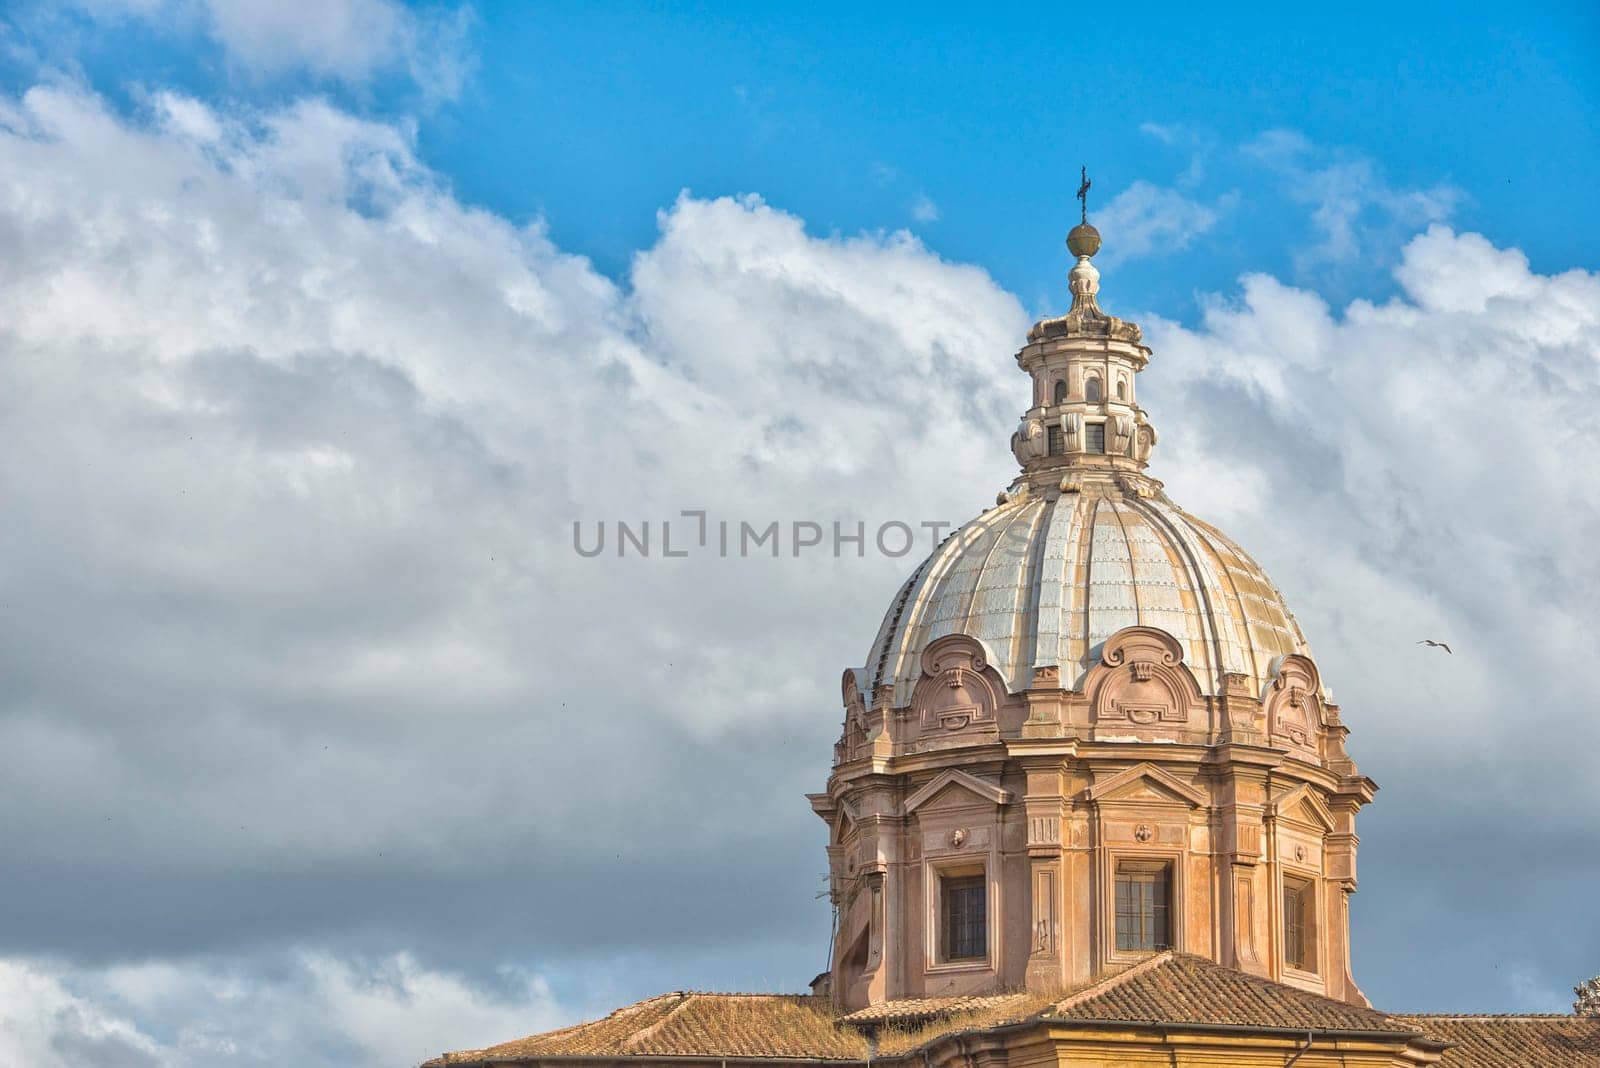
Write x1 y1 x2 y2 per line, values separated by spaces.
941 875 987 961
1047 425 1065 455
1085 377 1103 403
1115 862 1171 952
1052 379 1068 405
842 926 870 975
1116 380 1127 400
1284 880 1316 972
1086 423 1106 454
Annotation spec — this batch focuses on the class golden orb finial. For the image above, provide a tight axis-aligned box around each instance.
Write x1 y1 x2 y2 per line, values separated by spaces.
1067 221 1101 258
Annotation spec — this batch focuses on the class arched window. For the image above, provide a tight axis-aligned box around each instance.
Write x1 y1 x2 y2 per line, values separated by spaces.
1116 379 1127 401
1085 376 1102 403
1052 379 1068 405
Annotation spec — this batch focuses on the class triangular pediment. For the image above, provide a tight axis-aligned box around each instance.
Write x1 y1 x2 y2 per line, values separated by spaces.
903 769 1012 814
1084 762 1206 808
1271 784 1336 831
831 801 860 844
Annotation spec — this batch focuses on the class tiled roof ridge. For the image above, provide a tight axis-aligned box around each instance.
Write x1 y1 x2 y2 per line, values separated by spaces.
674 990 813 998
1169 953 1400 1019
1396 1012 1584 1021
1043 952 1416 1035
1044 950 1174 1015
476 990 687 1056
837 990 1036 1025
1162 953 1418 1026
620 992 696 1049
612 991 688 1014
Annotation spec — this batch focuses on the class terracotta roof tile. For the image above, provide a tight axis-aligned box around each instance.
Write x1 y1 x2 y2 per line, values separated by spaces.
870 994 1054 1056
424 993 868 1065
1398 1015 1600 1066
1046 952 1417 1034
837 992 1038 1027
422 961 1600 1067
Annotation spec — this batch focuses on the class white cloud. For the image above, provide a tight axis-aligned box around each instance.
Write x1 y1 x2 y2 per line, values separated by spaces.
1150 223 1600 795
0 81 1025 928
1095 179 1233 261
1245 129 1462 270
0 960 162 1068
1136 121 1211 186
1138 121 1182 145
910 193 940 223
0 953 561 1067
72 0 474 96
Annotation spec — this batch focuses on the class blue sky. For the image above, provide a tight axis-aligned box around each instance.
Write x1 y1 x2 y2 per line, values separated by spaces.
15 1 1597 309
433 2 1598 301
0 3 1597 1065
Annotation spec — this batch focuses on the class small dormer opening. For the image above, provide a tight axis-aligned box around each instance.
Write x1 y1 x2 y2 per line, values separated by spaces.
1052 379 1068 405
1085 376 1103 403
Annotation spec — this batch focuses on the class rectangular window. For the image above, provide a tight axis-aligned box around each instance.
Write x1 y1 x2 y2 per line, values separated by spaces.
941 874 987 961
1115 862 1171 952
1086 423 1106 454
1284 878 1316 972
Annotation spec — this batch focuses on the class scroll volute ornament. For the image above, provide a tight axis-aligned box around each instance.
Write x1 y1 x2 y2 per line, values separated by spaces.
1131 415 1157 462
1109 413 1133 455
911 634 1002 735
1086 626 1203 732
1265 654 1324 759
1061 411 1083 451
1011 418 1046 463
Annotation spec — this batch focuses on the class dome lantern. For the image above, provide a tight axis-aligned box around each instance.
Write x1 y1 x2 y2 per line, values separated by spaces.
1010 187 1159 496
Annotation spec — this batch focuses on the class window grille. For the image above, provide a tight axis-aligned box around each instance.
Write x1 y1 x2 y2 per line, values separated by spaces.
942 875 986 960
1115 864 1171 952
1086 423 1106 454
1284 880 1315 972
1053 379 1068 404
1047 425 1064 455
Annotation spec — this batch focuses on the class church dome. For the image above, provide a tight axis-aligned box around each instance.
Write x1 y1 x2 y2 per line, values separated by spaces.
862 488 1310 707
820 208 1373 1015
857 212 1313 710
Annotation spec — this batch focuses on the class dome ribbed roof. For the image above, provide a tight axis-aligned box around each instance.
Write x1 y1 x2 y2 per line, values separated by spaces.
863 490 1309 705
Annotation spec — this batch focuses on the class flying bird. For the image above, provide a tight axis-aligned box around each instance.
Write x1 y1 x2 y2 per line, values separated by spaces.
1417 639 1453 654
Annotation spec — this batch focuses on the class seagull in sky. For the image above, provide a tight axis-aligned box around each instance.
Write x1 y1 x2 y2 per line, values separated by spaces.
1417 639 1453 654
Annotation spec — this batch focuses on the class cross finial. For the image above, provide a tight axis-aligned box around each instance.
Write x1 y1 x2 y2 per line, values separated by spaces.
1076 166 1091 224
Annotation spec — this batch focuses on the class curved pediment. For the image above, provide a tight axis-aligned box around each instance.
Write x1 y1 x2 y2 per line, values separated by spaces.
1085 627 1207 736
1264 654 1325 758
910 634 1006 737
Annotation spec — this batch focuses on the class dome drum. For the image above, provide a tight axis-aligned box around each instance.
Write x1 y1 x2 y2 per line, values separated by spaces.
836 625 1351 766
